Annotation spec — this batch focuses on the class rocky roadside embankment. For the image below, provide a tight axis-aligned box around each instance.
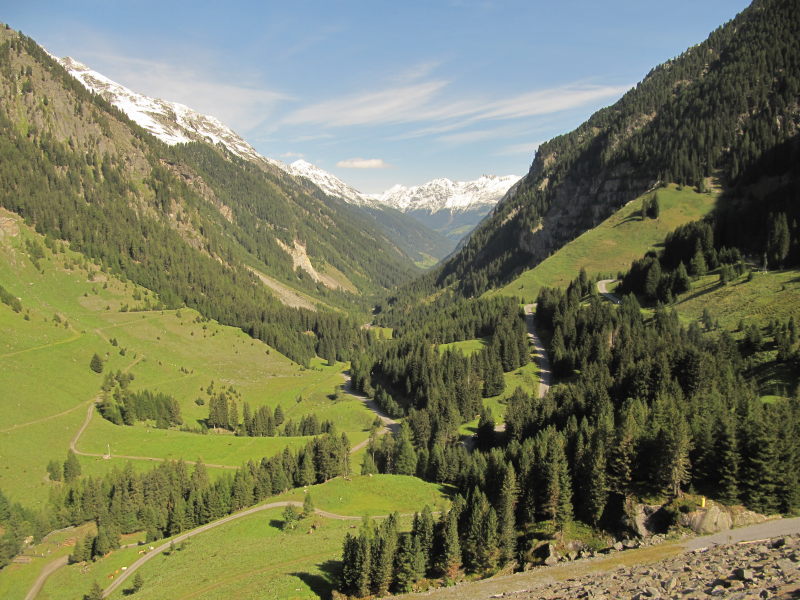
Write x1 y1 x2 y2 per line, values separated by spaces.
502 534 800 600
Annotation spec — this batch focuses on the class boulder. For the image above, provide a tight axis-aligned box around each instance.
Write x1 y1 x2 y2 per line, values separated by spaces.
537 542 560 566
678 502 733 535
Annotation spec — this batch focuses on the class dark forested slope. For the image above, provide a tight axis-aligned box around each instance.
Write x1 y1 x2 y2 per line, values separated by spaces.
439 0 800 296
0 25 419 364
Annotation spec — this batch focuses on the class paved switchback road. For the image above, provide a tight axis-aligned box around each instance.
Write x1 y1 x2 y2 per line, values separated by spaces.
342 371 400 454
523 304 552 399
597 279 621 304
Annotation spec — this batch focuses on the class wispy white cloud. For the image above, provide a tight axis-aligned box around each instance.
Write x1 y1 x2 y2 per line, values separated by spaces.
478 85 629 120
280 151 304 158
292 133 335 142
393 60 444 83
336 158 390 169
497 141 542 156
284 80 630 133
284 81 450 127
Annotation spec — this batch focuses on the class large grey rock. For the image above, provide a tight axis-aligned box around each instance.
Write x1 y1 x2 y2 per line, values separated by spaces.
678 503 733 535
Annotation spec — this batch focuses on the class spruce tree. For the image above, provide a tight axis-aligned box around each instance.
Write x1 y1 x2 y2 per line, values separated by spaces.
132 572 144 593
370 514 398 596
89 353 104 374
608 412 637 497
83 581 104 600
393 533 424 593
689 240 707 277
394 423 418 476
497 465 518 565
298 451 316 486
482 353 505 397
302 493 314 517
63 449 81 482
766 212 790 268
69 535 91 563
361 452 378 476
673 261 691 295
436 509 461 579
480 507 500 573
714 413 740 505
413 506 435 575
463 488 488 571
582 433 609 526
341 532 371 597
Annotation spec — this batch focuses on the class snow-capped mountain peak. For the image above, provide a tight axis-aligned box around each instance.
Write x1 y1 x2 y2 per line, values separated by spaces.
55 55 284 169
372 174 520 214
53 53 517 235
287 159 376 206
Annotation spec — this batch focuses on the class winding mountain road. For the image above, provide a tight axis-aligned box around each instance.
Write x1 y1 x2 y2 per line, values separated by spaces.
524 304 552 399
597 279 621 304
342 372 400 454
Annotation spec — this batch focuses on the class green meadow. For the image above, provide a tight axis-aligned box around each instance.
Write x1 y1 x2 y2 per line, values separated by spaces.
0 522 97 600
437 337 489 356
491 185 717 301
459 359 540 435
35 475 449 600
670 268 800 399
672 269 800 331
0 211 375 508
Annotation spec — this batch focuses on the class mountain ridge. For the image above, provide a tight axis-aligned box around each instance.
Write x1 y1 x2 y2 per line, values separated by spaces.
372 173 520 214
438 0 800 295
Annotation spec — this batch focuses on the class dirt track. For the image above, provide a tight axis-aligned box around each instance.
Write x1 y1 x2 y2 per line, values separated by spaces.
102 501 399 598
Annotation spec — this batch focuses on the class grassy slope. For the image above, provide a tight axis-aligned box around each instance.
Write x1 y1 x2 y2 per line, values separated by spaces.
491 185 717 302
672 269 800 331
437 337 488 356
36 476 449 600
669 268 800 398
459 357 539 435
0 210 373 507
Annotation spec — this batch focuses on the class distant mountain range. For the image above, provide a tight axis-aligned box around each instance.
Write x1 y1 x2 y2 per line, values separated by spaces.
371 175 520 241
55 56 517 249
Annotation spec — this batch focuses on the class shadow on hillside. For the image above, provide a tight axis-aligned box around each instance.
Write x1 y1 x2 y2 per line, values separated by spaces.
613 210 645 227
291 559 340 600
675 279 726 305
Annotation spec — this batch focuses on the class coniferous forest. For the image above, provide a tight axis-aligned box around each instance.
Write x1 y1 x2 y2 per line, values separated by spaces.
1 1 799 599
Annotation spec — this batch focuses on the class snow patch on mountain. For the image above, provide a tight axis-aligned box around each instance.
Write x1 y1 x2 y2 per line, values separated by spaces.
55 55 285 169
287 160 376 206
53 54 517 222
373 175 520 214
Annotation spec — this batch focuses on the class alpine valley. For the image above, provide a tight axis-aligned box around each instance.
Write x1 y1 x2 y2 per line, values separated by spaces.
0 1 799 600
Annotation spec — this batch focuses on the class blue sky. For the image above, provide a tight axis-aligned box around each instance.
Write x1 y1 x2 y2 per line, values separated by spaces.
6 1 750 193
